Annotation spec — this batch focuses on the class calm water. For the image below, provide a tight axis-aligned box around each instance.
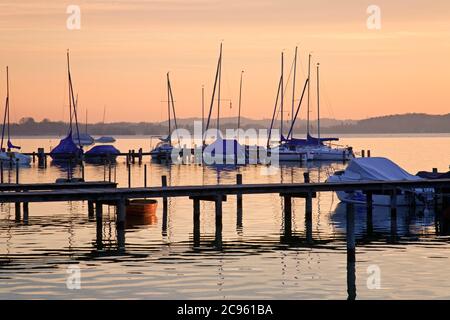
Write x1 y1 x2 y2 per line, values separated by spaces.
0 134 449 299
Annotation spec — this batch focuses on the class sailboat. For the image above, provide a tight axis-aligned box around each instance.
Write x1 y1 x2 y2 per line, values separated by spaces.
306 62 354 161
50 50 83 161
268 49 312 162
73 97 94 146
95 105 116 143
150 72 181 160
202 44 246 165
0 67 31 165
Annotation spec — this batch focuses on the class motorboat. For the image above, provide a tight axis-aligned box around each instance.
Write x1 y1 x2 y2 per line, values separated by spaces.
95 136 116 143
327 157 434 206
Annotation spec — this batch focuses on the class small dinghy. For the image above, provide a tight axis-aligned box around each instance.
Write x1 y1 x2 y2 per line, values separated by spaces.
327 157 434 206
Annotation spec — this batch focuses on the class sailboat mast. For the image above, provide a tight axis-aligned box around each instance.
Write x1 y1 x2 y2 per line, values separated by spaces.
201 85 204 139
203 44 222 147
85 104 88 134
217 43 222 133
317 63 320 143
67 51 81 145
6 66 10 147
168 74 180 146
291 46 297 129
280 52 284 138
67 50 73 133
307 53 311 136
167 72 171 144
237 70 244 138
0 67 8 151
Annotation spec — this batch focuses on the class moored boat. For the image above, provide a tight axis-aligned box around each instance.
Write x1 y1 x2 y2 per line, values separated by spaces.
327 157 434 206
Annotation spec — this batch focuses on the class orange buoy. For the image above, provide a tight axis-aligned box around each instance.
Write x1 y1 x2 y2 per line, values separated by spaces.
126 199 158 216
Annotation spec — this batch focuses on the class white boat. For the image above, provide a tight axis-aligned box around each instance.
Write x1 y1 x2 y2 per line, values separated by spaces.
0 66 31 165
0 151 31 165
203 137 246 165
73 132 94 146
327 157 434 206
309 144 354 161
95 136 116 143
270 143 311 162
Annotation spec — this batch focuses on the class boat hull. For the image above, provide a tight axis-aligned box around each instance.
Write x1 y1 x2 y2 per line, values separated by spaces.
0 152 31 165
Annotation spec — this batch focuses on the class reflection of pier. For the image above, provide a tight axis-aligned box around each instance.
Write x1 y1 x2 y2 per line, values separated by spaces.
1 176 449 299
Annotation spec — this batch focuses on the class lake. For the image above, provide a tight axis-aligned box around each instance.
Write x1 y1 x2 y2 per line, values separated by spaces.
0 134 449 299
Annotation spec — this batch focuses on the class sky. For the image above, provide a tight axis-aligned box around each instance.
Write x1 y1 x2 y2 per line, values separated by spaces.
0 0 449 123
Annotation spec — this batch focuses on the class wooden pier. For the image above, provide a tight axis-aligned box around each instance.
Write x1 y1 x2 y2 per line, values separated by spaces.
0 175 449 299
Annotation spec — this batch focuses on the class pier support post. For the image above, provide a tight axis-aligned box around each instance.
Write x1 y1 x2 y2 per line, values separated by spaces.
236 174 243 232
390 189 398 240
95 202 103 221
346 203 355 262
15 161 19 184
305 194 313 244
284 196 292 237
346 203 356 300
23 202 29 223
366 191 373 235
116 199 126 227
0 162 3 184
138 148 143 165
215 195 223 248
193 198 200 246
162 176 168 236
88 201 95 219
15 202 21 221
81 162 85 181
144 164 147 188
361 150 365 158
127 163 131 188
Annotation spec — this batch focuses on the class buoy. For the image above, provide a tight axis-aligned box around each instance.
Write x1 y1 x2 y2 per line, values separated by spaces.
126 199 158 216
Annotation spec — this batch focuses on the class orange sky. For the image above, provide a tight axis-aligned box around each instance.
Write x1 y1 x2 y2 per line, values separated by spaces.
0 0 449 123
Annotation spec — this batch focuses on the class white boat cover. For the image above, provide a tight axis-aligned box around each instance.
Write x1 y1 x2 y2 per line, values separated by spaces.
343 157 422 181
204 137 246 157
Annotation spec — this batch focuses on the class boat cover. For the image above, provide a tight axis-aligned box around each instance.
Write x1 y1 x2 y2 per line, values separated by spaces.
204 138 245 157
7 140 20 150
343 157 422 181
50 131 81 155
86 145 120 155
281 134 339 146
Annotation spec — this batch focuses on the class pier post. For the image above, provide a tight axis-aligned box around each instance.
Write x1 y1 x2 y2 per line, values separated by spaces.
0 162 3 184
304 172 313 243
32 152 36 163
23 202 29 223
193 198 200 246
162 175 168 235
144 164 147 188
116 199 126 250
367 150 371 158
15 202 21 221
132 150 136 164
346 201 357 301
127 163 131 188
88 201 95 219
108 162 112 183
346 203 355 262
95 202 103 221
366 191 373 235
38 148 45 167
236 174 243 232
81 162 85 181
96 213 103 250
284 196 292 237
361 150 365 158
215 195 223 248
390 189 398 240
138 148 143 165
15 161 19 184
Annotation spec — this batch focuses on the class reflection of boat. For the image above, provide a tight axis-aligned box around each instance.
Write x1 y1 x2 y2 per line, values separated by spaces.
85 145 120 163
327 157 434 206
331 202 435 237
0 67 31 165
95 136 116 143
150 73 180 161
